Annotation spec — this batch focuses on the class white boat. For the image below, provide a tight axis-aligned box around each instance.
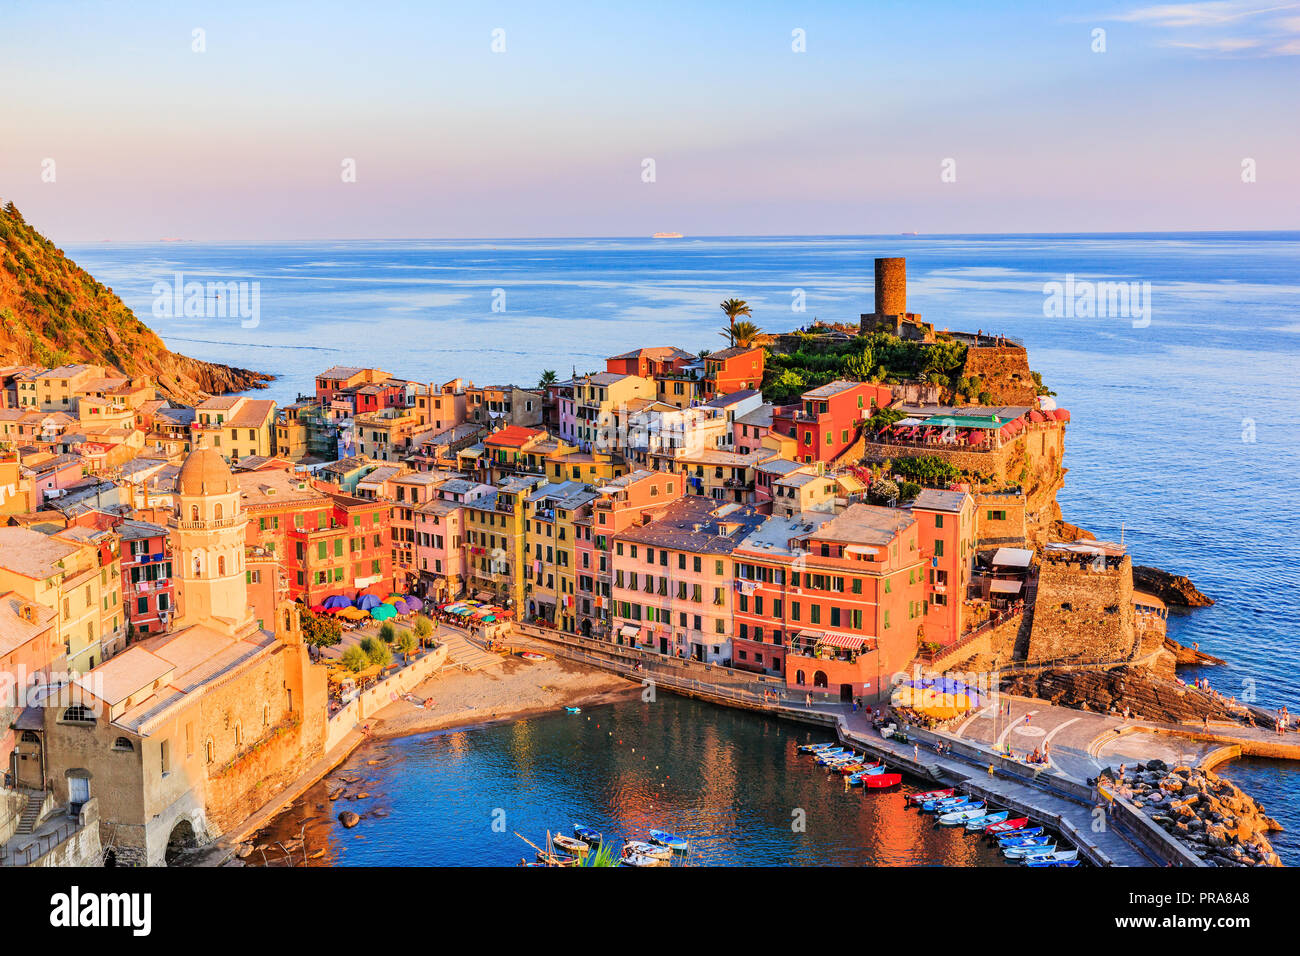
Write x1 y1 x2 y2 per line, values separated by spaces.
623 840 672 860
1004 842 1057 860
965 810 1009 831
1049 849 1078 862
938 807 989 826
621 851 669 867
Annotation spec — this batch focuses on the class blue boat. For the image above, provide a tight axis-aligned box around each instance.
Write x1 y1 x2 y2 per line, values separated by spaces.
996 827 1045 844
648 829 690 852
799 742 839 753
964 810 1008 831
1000 835 1051 849
565 707 582 714
922 795 971 812
573 824 603 845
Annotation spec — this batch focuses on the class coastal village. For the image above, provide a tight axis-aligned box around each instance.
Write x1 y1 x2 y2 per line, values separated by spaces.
0 254 1292 869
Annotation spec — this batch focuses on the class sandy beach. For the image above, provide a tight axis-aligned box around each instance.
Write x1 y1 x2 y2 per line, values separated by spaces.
367 651 636 740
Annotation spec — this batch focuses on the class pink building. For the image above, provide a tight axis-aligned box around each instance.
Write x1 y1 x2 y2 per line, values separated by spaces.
574 469 683 639
609 496 766 663
414 477 493 601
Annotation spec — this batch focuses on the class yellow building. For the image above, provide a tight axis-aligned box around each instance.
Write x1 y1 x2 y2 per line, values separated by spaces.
0 526 105 673
522 481 598 628
190 396 278 464
545 449 627 484
19 364 104 413
463 474 544 611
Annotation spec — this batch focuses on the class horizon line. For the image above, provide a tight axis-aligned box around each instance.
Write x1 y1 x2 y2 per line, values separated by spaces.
60 228 1300 245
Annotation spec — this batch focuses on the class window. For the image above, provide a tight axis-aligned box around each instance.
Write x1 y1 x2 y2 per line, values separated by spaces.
112 737 134 752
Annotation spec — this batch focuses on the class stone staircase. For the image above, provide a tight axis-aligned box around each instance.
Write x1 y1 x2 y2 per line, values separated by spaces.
15 793 44 835
439 630 502 672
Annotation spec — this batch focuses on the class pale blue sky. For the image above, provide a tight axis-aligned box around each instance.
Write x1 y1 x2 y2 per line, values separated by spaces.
2 0 1297 238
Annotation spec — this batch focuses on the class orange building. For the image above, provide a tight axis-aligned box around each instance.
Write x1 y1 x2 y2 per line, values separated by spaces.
703 347 764 399
731 504 927 701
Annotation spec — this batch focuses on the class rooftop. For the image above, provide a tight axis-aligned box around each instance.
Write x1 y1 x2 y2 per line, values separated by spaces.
0 527 79 580
816 503 915 546
617 496 768 554
912 488 971 513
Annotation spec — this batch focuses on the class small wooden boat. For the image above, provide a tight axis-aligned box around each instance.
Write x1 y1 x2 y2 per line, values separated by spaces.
535 850 580 866
910 788 954 805
999 834 1050 849
996 827 1045 844
984 817 1029 835
837 760 880 775
964 810 1009 831
1004 842 1056 860
937 804 987 825
799 742 839 753
648 829 690 852
551 833 590 856
815 750 854 765
1047 849 1078 862
573 824 603 845
621 851 669 867
863 773 902 789
922 795 970 812
520 652 547 662
623 840 672 860
564 706 582 714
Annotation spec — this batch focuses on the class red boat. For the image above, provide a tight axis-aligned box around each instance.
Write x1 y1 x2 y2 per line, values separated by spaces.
908 788 954 805
863 773 903 790
984 817 1029 835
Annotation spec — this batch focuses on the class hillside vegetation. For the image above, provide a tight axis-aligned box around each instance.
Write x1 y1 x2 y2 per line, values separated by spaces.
0 200 271 403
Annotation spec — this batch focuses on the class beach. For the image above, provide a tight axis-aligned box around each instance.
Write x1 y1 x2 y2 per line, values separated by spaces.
367 651 636 740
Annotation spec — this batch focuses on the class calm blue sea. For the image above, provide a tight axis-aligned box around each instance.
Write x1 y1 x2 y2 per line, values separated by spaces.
66 234 1300 862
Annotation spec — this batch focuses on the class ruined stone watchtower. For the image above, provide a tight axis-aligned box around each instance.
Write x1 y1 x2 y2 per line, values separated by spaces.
860 256 933 341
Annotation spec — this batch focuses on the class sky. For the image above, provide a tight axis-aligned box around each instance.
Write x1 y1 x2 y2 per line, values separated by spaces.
1 0 1298 239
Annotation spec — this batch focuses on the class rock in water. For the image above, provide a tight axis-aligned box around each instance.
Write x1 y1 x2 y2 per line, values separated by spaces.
1132 566 1214 607
338 811 361 828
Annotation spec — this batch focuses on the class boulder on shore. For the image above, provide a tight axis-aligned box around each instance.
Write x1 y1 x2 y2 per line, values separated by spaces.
1132 565 1214 607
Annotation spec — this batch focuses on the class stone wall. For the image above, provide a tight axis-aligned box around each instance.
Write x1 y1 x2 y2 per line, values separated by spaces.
962 345 1040 405
1025 556 1137 663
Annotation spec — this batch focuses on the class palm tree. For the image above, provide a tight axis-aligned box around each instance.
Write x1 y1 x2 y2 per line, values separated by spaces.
719 298 752 347
723 319 761 349
538 369 558 388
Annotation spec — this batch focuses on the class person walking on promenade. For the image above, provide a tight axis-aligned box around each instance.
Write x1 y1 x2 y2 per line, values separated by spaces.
805 693 812 708
913 743 920 762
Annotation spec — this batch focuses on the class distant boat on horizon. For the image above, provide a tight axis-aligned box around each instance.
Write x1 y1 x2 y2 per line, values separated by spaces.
901 231 919 236
652 232 684 239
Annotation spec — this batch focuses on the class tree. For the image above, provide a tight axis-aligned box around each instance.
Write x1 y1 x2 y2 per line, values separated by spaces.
719 298 751 347
869 478 900 505
378 621 396 644
301 609 343 650
538 369 558 388
396 630 418 663
360 636 392 668
413 615 434 645
341 646 369 673
724 319 761 349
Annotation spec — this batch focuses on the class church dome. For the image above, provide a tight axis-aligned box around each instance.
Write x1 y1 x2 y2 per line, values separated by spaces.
177 443 235 496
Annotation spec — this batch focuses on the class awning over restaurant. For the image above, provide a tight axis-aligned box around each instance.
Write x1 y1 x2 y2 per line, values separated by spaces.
619 624 640 640
989 579 1023 595
991 547 1033 568
795 629 868 651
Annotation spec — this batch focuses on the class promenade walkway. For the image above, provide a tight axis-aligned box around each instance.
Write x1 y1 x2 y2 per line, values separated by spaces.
952 693 1300 783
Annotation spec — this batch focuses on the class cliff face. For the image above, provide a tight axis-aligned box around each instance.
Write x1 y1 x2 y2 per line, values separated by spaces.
0 201 272 404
